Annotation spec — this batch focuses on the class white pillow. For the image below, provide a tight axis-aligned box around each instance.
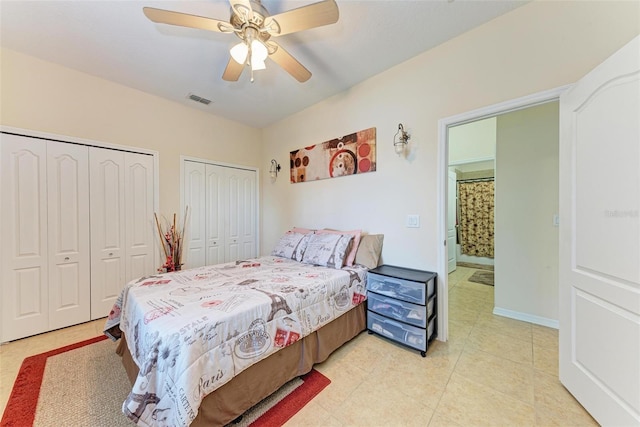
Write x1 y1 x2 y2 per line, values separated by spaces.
301 233 354 269
271 232 311 261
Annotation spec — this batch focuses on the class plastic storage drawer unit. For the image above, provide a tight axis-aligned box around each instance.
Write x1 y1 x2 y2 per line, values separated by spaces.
366 265 437 357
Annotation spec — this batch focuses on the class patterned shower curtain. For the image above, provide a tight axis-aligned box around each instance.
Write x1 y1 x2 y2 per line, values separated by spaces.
458 180 494 258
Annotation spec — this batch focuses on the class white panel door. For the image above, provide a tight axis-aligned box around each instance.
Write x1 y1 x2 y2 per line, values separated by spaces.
225 167 256 262
125 152 155 282
447 170 457 273
0 134 49 341
205 164 225 265
559 35 640 425
239 168 257 260
47 141 90 329
90 147 126 319
184 161 206 268
225 170 241 262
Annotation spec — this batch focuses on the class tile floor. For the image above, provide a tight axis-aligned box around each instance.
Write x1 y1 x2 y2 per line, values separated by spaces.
0 266 598 426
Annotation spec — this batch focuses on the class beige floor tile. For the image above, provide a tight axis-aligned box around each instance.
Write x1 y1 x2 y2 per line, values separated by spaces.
454 348 535 404
532 324 559 351
428 411 465 427
285 400 343 426
475 312 533 342
466 326 533 365
437 372 536 427
332 376 435 427
533 345 558 377
533 370 598 426
312 359 368 413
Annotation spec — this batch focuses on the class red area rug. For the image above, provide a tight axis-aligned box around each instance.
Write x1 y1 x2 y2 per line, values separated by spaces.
1 336 330 427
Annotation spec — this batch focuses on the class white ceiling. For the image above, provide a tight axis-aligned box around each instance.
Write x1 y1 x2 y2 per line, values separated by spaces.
0 0 528 128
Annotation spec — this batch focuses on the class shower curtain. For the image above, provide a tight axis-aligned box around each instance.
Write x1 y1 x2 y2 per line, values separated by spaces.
458 180 494 258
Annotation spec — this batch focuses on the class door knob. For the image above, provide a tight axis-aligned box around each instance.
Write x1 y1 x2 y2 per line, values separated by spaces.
64 257 70 261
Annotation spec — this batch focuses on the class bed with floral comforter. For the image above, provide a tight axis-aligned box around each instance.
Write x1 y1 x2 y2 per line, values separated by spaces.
104 256 367 427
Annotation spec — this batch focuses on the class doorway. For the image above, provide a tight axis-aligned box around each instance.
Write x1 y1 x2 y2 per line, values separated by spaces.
436 85 570 342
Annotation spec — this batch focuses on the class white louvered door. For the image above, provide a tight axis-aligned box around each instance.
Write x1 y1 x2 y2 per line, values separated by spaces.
47 141 91 329
1 135 49 341
90 148 126 319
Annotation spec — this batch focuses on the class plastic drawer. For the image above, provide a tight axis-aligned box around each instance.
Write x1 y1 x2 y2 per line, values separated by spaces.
366 272 434 305
367 311 428 351
367 292 432 328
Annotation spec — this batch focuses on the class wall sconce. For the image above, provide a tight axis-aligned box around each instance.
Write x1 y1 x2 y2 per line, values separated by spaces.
393 123 411 155
269 159 281 179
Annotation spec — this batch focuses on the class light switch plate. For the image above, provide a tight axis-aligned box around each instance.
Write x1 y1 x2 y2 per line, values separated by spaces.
406 214 420 228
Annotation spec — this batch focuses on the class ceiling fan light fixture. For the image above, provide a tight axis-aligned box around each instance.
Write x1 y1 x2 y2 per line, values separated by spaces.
230 41 249 65
230 39 267 71
251 39 268 63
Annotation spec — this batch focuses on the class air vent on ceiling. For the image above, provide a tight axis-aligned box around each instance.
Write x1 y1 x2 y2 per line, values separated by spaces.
187 93 212 105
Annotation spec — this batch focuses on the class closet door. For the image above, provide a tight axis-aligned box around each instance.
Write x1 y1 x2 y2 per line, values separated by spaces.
90 148 126 319
125 152 155 282
47 141 90 329
225 168 256 262
183 161 206 268
205 164 225 265
0 135 49 341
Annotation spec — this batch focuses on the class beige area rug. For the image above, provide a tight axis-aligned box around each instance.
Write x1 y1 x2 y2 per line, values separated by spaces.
457 262 494 271
34 339 133 426
2 336 329 427
468 270 495 286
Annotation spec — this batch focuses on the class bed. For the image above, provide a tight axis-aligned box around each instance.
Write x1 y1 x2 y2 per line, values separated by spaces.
104 230 383 427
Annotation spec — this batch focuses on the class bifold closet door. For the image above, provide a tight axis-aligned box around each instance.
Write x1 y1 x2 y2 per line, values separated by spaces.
1 135 49 341
225 167 256 262
47 141 91 329
90 148 126 319
205 164 225 265
90 148 154 319
183 161 207 268
183 162 256 268
124 153 155 283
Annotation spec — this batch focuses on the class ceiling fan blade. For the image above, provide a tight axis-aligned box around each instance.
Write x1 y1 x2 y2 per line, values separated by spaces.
266 0 338 36
143 7 232 33
222 57 245 81
268 42 311 82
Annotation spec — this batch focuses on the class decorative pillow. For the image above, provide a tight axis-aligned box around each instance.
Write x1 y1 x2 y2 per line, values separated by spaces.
301 233 354 269
317 229 361 267
271 232 311 261
354 234 384 269
287 227 316 235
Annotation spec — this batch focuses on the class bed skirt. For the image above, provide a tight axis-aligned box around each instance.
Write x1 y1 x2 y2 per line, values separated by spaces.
116 302 366 427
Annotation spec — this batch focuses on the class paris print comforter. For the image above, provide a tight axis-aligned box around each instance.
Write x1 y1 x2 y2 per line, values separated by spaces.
103 256 367 427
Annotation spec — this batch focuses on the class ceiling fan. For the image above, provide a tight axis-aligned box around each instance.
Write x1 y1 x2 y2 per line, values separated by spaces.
143 0 339 83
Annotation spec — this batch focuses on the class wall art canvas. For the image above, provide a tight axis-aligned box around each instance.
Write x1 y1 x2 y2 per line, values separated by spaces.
290 127 376 183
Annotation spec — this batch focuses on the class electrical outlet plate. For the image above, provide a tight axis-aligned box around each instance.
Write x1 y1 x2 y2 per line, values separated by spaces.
406 214 420 228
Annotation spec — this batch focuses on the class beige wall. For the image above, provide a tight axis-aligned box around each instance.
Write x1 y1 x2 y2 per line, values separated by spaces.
495 101 560 324
261 0 639 274
0 48 262 217
449 117 496 165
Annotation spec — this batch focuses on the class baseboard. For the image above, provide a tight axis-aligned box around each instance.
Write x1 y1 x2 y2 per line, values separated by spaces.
492 307 559 329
